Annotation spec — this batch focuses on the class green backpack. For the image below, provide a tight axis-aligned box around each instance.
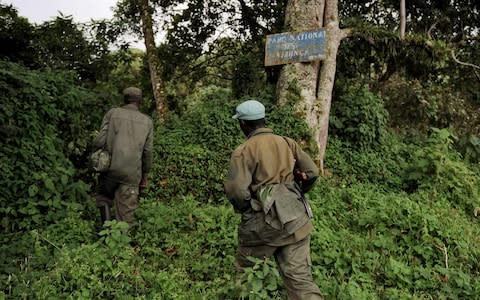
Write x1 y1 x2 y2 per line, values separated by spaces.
255 182 311 231
90 149 111 172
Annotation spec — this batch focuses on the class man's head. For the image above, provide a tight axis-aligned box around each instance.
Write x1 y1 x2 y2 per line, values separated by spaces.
232 99 266 136
123 87 142 104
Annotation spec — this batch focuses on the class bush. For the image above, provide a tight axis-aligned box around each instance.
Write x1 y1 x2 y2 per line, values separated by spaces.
4 78 480 299
2 195 240 299
324 133 409 191
309 179 480 299
380 78 477 136
147 86 241 203
330 83 389 149
148 86 315 203
405 128 480 214
0 61 99 233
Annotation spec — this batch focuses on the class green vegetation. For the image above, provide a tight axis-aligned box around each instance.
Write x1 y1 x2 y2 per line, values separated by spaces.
1 1 480 299
2 81 480 299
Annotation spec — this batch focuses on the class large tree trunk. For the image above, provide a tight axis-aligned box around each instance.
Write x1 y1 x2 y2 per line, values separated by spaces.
138 0 166 121
276 0 350 173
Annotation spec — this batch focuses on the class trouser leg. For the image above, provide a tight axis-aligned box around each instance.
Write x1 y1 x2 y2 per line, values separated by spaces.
94 176 116 225
275 235 323 300
114 184 139 225
99 204 111 223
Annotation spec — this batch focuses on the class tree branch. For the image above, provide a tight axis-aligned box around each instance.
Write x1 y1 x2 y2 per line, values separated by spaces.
427 21 439 40
451 50 480 70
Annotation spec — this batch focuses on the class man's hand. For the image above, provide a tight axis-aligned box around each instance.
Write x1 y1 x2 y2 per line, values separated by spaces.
294 169 307 181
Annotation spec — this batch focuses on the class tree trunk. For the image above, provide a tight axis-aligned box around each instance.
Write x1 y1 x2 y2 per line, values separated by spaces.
276 0 350 173
400 0 406 39
138 0 166 121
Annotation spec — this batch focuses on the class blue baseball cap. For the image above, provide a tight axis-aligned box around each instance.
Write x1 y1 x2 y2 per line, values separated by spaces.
232 100 265 120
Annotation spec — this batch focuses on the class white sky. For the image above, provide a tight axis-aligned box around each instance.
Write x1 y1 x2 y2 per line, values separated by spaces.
3 0 118 24
2 0 146 48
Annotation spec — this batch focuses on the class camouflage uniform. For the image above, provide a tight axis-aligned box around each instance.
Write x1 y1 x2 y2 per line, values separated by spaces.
93 103 153 224
224 127 323 300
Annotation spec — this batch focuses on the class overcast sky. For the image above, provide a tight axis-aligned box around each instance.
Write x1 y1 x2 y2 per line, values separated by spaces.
3 0 118 24
2 0 147 48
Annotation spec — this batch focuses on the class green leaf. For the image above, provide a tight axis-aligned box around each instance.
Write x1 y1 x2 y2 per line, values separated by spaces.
28 184 39 197
60 175 69 185
44 178 55 192
251 279 263 292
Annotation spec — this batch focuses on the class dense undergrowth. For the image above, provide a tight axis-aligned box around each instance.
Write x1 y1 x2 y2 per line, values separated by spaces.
1 63 480 299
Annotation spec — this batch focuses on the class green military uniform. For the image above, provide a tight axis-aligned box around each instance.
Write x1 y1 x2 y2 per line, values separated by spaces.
93 101 153 224
225 122 323 299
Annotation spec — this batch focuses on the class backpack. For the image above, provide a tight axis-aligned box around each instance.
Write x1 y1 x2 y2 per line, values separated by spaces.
255 181 308 230
90 149 111 172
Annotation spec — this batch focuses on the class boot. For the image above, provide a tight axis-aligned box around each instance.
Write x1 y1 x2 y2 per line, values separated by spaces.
96 205 111 238
99 204 111 224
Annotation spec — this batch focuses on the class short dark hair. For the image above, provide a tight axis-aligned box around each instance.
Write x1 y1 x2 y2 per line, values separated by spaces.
242 118 265 129
124 95 138 104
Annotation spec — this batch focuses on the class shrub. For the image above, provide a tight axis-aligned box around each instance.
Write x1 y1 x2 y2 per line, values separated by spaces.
380 78 477 136
405 128 480 214
147 86 241 203
330 83 389 149
309 179 480 299
0 61 98 233
1 195 240 299
324 133 409 191
148 86 314 203
237 257 284 299
455 133 480 163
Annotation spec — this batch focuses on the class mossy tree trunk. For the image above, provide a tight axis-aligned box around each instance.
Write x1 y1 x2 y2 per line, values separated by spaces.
276 0 350 173
138 0 166 121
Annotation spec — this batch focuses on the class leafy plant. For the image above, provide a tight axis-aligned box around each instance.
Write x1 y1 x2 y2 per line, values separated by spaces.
99 220 132 258
0 61 98 233
456 134 480 163
330 83 389 149
309 179 480 299
238 257 284 300
405 128 480 214
380 78 477 136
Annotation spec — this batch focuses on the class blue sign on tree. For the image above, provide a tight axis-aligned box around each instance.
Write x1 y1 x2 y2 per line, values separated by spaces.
265 29 327 66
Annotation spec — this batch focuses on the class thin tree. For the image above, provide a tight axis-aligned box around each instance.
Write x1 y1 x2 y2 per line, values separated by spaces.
400 0 406 39
138 0 166 121
276 0 350 173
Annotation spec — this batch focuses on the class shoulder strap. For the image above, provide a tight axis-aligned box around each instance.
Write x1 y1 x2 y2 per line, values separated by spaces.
281 136 298 161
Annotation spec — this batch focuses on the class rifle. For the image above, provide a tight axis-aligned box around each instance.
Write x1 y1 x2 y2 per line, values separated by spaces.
294 169 314 219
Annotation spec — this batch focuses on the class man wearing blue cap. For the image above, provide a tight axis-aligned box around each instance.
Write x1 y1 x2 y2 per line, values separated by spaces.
224 100 323 299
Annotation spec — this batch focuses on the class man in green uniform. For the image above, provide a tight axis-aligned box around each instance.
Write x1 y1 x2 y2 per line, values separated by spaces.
92 87 153 226
224 100 323 300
